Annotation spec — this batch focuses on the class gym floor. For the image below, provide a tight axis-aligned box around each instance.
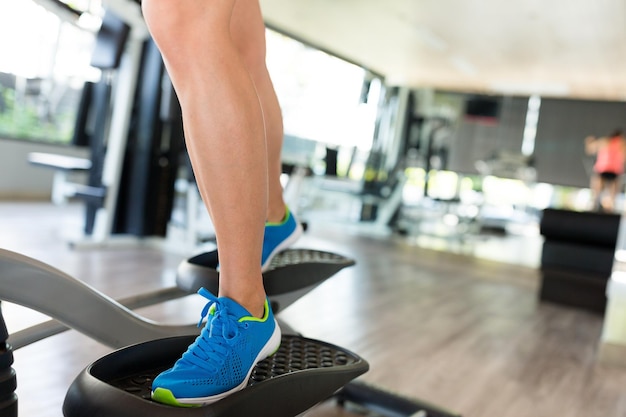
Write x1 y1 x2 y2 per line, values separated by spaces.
2 201 626 417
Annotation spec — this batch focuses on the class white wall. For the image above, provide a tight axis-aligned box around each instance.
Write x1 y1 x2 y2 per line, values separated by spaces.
0 137 89 199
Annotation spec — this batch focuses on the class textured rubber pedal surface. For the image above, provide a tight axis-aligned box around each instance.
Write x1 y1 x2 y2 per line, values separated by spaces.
266 249 354 271
249 335 355 383
64 334 368 417
105 335 360 399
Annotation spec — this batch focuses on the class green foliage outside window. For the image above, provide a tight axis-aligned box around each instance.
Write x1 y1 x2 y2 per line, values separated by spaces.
0 85 76 144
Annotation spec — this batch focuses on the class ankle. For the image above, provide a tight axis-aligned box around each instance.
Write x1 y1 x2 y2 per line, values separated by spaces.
266 204 287 224
240 297 266 319
220 288 266 319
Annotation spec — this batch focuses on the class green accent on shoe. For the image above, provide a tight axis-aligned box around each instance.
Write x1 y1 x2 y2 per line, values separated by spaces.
150 290 282 403
151 388 201 408
261 205 302 271
239 299 271 324
265 206 291 227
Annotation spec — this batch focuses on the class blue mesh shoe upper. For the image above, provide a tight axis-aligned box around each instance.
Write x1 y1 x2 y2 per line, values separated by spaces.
151 288 281 406
262 206 303 271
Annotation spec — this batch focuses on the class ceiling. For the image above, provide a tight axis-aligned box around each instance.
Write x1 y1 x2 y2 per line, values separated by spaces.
260 0 626 101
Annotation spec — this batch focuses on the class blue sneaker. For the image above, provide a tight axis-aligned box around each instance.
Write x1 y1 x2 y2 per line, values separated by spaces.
151 288 281 407
262 206 303 272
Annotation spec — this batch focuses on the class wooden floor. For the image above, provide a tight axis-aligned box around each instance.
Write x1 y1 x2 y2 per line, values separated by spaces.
1 201 626 417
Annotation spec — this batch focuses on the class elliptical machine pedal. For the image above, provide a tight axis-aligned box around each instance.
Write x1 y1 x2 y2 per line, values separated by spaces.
63 334 368 417
176 248 355 312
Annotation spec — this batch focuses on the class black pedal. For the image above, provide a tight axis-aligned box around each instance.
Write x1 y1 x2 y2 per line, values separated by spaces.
177 249 355 296
63 334 368 417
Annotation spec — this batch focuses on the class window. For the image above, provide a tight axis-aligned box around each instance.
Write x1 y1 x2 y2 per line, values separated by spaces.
266 29 379 152
1 2 377 152
0 0 100 144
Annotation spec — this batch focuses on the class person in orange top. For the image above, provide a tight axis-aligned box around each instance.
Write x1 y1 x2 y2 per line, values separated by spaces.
585 129 626 212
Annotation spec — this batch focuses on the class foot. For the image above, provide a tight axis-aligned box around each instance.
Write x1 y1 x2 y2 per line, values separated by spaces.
262 206 303 272
151 288 281 407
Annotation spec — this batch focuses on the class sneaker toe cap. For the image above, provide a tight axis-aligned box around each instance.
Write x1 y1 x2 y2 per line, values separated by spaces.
152 369 229 399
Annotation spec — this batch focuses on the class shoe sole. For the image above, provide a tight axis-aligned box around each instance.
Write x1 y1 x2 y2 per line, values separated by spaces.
261 222 304 272
153 319 282 407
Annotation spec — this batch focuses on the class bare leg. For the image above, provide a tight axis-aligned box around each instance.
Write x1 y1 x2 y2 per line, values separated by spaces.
231 0 286 223
590 174 602 211
142 0 266 317
606 178 621 212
